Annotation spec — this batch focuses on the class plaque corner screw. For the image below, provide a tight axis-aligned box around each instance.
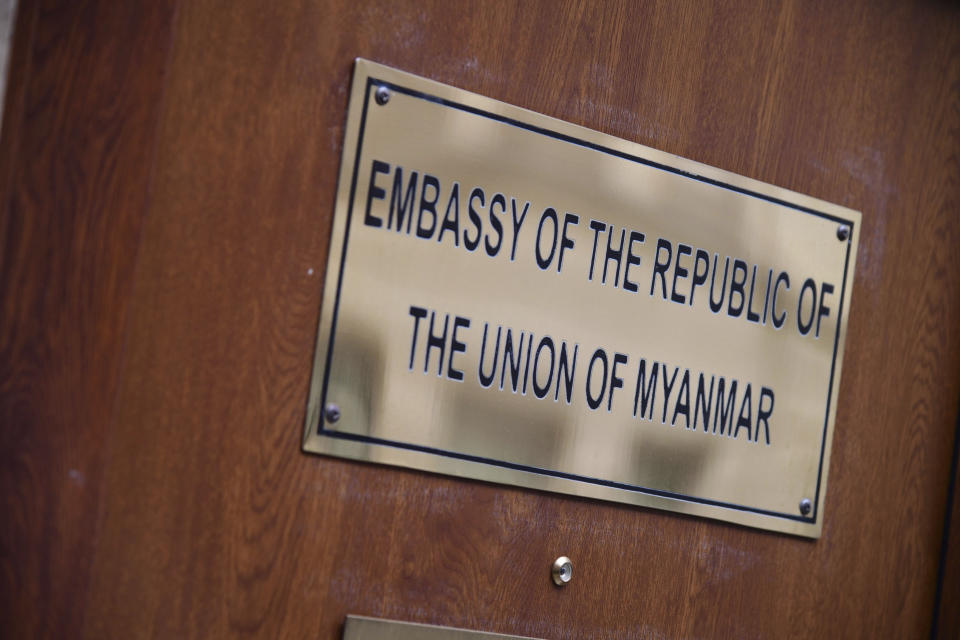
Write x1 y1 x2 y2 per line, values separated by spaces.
375 85 391 105
324 403 341 424
836 224 850 242
799 498 812 516
551 556 573 586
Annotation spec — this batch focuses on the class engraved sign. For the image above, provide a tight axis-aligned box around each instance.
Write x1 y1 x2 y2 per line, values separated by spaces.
304 59 860 537
344 616 544 640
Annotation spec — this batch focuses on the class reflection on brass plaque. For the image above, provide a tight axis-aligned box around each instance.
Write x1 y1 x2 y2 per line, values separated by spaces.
343 616 543 640
304 59 860 538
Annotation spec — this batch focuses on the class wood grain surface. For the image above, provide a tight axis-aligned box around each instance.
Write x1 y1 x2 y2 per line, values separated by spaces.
2 1 958 638
0 0 177 637
936 414 960 640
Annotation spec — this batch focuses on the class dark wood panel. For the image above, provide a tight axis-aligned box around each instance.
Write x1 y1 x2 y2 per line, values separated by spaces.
935 410 960 640
0 0 35 244
0 1 177 637
1 1 958 639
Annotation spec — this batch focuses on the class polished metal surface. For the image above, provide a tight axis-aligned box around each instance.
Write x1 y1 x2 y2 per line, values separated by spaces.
551 556 573 586
343 616 544 640
304 59 861 538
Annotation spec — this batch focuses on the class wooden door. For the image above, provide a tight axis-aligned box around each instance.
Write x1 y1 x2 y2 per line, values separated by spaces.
2 2 958 638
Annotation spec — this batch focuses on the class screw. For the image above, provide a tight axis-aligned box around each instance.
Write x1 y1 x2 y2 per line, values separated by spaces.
836 224 850 241
799 498 812 516
324 403 341 424
375 85 391 105
552 556 573 586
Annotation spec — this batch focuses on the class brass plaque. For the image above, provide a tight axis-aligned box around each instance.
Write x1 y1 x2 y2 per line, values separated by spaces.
304 59 860 537
343 616 543 640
